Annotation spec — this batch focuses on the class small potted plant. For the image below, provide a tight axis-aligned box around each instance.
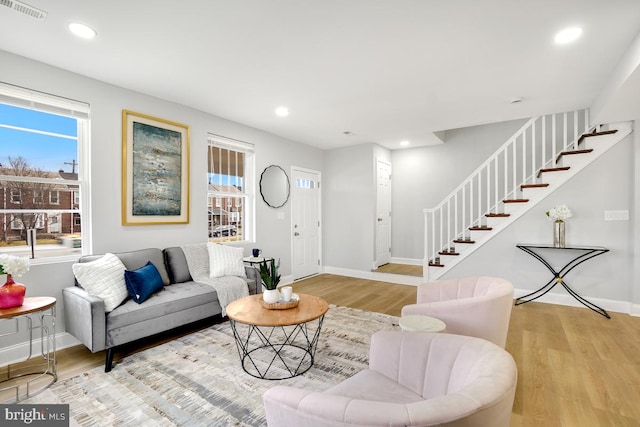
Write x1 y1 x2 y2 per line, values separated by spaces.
259 258 281 303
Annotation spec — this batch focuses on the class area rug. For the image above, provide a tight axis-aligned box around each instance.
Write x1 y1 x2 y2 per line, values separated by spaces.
25 305 400 426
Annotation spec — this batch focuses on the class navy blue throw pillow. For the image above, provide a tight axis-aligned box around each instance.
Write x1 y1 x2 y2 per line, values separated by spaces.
124 261 164 304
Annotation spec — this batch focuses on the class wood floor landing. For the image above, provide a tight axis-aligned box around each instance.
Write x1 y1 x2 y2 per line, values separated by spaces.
373 262 422 277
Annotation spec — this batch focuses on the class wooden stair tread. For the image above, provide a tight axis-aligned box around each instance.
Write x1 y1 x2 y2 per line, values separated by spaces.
485 213 510 217
429 262 445 267
438 251 460 256
469 226 492 231
556 149 593 163
521 183 549 189
453 239 475 244
537 166 570 178
578 129 617 144
503 199 529 203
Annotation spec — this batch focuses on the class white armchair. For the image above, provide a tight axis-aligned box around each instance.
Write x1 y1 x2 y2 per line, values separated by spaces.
263 331 517 426
401 276 514 348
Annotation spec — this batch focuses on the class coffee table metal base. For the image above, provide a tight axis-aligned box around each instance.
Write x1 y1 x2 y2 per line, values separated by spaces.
230 316 325 380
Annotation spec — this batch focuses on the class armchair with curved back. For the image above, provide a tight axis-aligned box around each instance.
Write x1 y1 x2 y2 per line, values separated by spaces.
401 276 514 348
263 331 517 426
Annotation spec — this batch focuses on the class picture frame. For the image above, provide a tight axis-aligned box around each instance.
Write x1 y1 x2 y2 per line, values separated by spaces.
122 110 190 225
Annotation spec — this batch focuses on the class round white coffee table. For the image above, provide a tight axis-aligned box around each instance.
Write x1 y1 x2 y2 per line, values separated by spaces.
399 315 446 332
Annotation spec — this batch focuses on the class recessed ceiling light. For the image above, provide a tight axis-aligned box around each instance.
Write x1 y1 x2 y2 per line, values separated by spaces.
275 106 289 117
68 22 97 39
554 27 582 44
400 140 410 147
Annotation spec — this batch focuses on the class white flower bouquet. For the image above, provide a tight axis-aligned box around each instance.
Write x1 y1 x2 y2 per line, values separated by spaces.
546 204 572 222
0 254 31 277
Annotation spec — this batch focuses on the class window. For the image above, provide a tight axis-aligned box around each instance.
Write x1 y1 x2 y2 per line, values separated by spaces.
207 134 254 243
10 189 21 204
49 190 59 205
0 83 90 260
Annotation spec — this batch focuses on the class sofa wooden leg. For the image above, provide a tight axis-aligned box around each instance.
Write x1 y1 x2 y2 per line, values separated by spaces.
105 348 114 372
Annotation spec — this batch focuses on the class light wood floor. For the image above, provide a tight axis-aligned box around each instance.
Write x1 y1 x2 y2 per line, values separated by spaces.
373 262 423 277
37 274 640 426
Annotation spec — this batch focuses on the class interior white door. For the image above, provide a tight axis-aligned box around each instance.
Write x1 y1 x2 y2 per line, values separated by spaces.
375 159 392 268
291 168 321 280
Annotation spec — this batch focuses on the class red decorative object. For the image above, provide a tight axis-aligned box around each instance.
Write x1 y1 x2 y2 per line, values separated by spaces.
0 274 26 309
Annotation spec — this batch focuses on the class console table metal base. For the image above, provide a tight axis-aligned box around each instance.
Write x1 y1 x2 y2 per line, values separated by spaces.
516 244 610 319
230 316 324 380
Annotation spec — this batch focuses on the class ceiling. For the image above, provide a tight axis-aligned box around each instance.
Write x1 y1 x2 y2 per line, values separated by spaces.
1 0 640 151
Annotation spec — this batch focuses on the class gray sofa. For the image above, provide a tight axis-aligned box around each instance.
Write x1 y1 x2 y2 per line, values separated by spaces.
63 247 258 372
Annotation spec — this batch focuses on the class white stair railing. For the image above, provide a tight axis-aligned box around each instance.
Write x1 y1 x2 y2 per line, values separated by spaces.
423 109 590 279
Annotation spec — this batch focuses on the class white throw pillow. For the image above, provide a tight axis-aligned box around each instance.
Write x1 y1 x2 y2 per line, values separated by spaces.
207 243 246 278
72 253 129 312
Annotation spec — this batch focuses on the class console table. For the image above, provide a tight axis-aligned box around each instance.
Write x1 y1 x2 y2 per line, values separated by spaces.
516 244 610 318
0 297 57 402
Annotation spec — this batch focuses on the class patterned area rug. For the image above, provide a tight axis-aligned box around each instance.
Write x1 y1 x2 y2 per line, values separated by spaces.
26 305 400 426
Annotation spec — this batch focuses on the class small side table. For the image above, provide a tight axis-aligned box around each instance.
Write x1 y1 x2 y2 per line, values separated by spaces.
516 244 610 318
0 297 57 403
242 256 274 267
399 315 446 332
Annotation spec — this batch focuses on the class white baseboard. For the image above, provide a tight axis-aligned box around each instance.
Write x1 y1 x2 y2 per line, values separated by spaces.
390 257 422 266
513 288 633 316
628 303 640 317
322 266 421 286
0 332 81 367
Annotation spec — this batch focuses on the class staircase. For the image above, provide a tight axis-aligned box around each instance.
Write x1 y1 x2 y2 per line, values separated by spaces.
423 109 633 281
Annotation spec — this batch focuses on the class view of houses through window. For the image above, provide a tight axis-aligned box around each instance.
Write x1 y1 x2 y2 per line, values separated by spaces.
0 83 88 260
207 134 254 243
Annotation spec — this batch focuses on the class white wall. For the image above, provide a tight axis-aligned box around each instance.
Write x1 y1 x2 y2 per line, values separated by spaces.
323 143 391 272
0 50 322 346
391 118 528 260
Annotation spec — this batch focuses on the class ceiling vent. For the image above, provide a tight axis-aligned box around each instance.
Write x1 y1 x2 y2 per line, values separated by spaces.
0 0 47 20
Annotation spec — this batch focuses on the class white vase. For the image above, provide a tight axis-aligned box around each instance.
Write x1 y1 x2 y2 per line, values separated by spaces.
263 289 280 304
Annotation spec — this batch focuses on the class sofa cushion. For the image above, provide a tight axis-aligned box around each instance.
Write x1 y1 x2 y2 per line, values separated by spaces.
106 281 219 330
163 247 192 284
78 248 171 286
72 253 128 312
124 261 165 304
207 243 246 278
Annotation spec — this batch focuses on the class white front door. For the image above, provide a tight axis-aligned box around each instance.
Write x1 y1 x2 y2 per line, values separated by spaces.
375 159 392 268
291 168 321 280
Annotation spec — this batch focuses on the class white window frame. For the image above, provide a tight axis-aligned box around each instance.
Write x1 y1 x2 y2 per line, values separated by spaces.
207 134 255 243
10 189 21 204
33 190 44 204
49 190 60 205
0 82 91 261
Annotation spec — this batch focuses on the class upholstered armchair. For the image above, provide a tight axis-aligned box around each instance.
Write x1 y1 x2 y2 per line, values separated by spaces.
401 276 514 348
263 331 517 426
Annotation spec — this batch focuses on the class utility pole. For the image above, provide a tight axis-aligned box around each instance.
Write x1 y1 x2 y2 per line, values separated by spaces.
64 159 78 173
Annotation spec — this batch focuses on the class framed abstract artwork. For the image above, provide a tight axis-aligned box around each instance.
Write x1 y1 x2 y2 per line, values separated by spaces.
122 110 190 225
